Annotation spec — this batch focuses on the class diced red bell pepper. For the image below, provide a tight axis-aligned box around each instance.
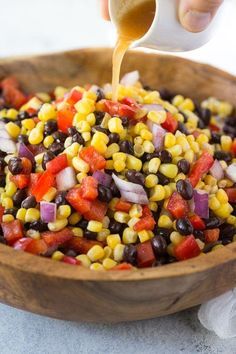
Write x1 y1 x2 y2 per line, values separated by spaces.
231 139 236 156
57 105 76 133
14 237 33 251
174 235 201 261
188 151 214 187
161 112 178 133
24 239 48 255
46 154 68 175
28 173 43 195
112 262 133 270
189 215 206 230
66 188 92 214
225 188 236 203
2 85 27 109
27 144 45 156
133 216 156 232
167 192 189 219
142 205 152 217
66 89 83 105
21 157 32 174
209 123 220 132
137 241 156 268
84 199 107 221
11 174 30 189
80 176 98 201
1 77 19 89
102 99 137 119
62 256 81 265
42 228 73 248
65 237 103 254
0 204 4 222
30 171 55 202
204 228 220 244
115 199 132 212
2 220 24 245
79 146 106 173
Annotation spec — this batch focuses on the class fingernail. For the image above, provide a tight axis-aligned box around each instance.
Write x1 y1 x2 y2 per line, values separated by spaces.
181 10 212 33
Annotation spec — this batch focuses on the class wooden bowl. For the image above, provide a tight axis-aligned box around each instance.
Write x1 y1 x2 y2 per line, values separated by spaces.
0 48 236 323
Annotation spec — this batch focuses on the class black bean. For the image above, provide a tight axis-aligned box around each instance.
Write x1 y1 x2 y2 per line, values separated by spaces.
158 150 172 163
178 122 189 135
108 133 120 145
52 131 67 143
0 173 5 187
96 88 105 102
109 219 124 234
197 119 206 129
219 223 236 240
91 125 109 134
126 170 145 186
176 179 193 200
222 239 232 246
196 107 211 125
110 181 121 197
154 227 171 238
77 219 88 230
210 132 221 144
98 184 113 203
42 151 55 170
29 220 48 232
0 150 7 158
157 172 169 186
17 111 30 120
176 218 193 235
204 217 221 229
203 241 221 253
121 117 129 127
177 159 190 174
225 116 236 127
152 257 168 267
49 142 64 155
65 250 77 257
17 134 29 145
214 151 232 163
123 245 137 266
193 230 204 241
13 189 27 207
151 236 167 257
159 88 173 101
223 125 236 138
68 127 77 136
119 140 134 155
0 158 6 173
44 120 58 135
84 229 97 240
72 132 85 145
8 157 23 175
55 191 68 207
167 256 176 264
21 196 37 209
4 208 17 217
145 152 160 161
94 111 105 125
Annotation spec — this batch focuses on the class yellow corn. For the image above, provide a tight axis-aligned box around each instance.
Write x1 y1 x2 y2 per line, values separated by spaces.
103 246 113 259
6 108 18 120
209 196 221 211
149 185 166 202
72 227 83 237
16 208 27 222
108 117 124 134
148 157 161 174
102 258 117 270
221 135 232 152
216 189 229 204
113 244 125 262
5 122 21 138
90 263 104 271
129 204 142 218
167 145 182 157
42 187 57 202
138 230 150 243
147 110 166 125
142 140 155 154
76 120 91 133
179 98 195 111
164 133 176 148
159 164 178 179
2 214 14 223
148 201 158 212
25 208 40 223
113 160 126 172
48 218 68 232
158 215 173 228
68 212 81 225
97 229 110 242
75 98 95 115
122 227 138 244
28 128 44 145
38 103 56 121
43 135 54 148
113 152 126 162
170 231 184 245
52 251 64 261
5 181 17 197
214 203 233 218
87 220 103 233
76 254 91 267
143 91 160 103
26 229 40 239
114 211 130 224
145 174 158 188
22 118 35 130
107 234 121 249
172 95 184 107
57 205 71 219
105 143 120 159
126 155 142 171
72 156 90 173
87 245 105 261
86 113 96 126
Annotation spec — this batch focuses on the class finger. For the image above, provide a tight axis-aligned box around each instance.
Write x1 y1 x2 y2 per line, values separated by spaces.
101 0 110 20
179 0 223 33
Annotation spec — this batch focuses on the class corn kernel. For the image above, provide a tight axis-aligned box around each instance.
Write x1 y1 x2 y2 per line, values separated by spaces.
221 135 232 152
87 245 105 261
172 95 184 107
76 254 91 267
164 133 176 148
179 98 195 111
72 157 90 173
148 157 161 174
86 113 96 126
43 135 54 148
87 220 103 233
97 229 110 242
2 197 13 209
159 164 178 179
148 201 158 212
75 98 95 115
163 185 172 198
106 234 121 249
102 258 116 270
108 117 124 134
167 243 175 257
76 120 91 133
158 215 173 228
22 118 35 130
71 227 83 237
48 218 68 232
142 140 155 154
42 187 57 202
5 181 17 197
227 215 236 225
209 196 221 211
6 108 18 120
150 185 166 202
216 189 229 204
214 203 233 218
170 231 184 245
52 251 64 261
25 208 40 223
140 129 153 141
122 227 138 244
28 128 44 145
57 205 71 219
5 122 21 138
167 145 182 157
204 175 217 186
102 246 112 259
113 244 125 262
144 91 160 103
129 204 143 218
114 211 130 224
113 152 126 161
16 208 26 222
114 160 126 172
147 110 166 124
145 174 158 188
212 244 224 251
26 229 40 239
138 230 150 243
126 155 142 171
2 214 14 223
38 103 56 121
90 263 104 271
105 143 120 159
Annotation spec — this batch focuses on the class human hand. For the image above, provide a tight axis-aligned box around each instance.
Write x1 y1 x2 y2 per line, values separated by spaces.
101 0 223 33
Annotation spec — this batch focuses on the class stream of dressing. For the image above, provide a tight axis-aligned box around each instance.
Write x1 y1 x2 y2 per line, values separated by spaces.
112 0 156 101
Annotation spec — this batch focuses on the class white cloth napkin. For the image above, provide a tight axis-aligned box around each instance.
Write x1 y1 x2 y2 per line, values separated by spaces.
198 288 236 338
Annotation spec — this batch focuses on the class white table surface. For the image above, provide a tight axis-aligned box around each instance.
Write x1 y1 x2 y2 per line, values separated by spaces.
0 1 236 353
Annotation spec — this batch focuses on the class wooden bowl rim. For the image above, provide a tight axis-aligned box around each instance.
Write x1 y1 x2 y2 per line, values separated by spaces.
0 48 236 282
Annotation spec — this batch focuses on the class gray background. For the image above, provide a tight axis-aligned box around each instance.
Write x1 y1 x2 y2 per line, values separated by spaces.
0 0 236 353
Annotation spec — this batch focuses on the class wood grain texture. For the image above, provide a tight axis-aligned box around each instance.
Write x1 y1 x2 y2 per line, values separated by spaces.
0 48 236 322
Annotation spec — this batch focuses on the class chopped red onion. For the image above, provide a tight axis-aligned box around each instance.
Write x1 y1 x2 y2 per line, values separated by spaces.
89 85 100 93
142 104 163 113
193 190 209 219
226 163 236 183
120 71 140 86
210 160 224 180
40 202 56 223
0 137 16 153
18 143 35 164
112 173 148 204
147 120 166 151
93 171 112 187
56 167 77 191
103 84 112 95
0 129 10 139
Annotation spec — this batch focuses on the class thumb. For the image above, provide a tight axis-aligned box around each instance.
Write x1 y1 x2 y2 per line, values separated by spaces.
179 0 223 33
